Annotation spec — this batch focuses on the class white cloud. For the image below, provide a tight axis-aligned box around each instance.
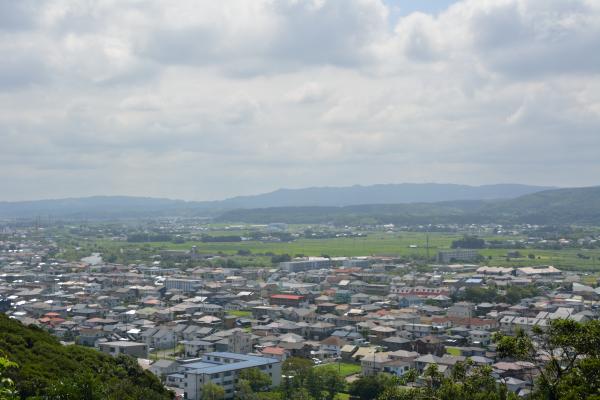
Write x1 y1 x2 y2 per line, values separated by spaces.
0 0 599 201
285 82 327 104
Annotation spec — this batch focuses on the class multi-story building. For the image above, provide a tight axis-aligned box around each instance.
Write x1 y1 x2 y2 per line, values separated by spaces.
469 329 491 346
516 266 562 277
98 341 148 358
390 285 451 298
403 323 435 338
279 257 331 272
181 352 281 400
269 294 306 307
165 278 202 292
437 249 479 263
342 258 372 268
447 302 474 319
228 330 253 354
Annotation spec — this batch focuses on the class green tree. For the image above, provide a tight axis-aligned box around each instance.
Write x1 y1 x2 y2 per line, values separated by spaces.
349 373 400 400
305 368 323 400
377 386 419 400
451 235 485 249
434 362 514 400
0 314 173 400
282 357 314 388
422 363 443 394
256 392 283 400
238 368 271 392
397 368 418 385
378 361 516 400
0 356 18 400
236 379 258 400
495 319 600 400
46 372 108 400
462 286 497 303
202 382 225 400
289 387 314 400
319 366 345 400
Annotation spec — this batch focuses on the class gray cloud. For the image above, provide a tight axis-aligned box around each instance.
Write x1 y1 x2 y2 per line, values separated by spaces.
0 0 599 201
0 1 38 32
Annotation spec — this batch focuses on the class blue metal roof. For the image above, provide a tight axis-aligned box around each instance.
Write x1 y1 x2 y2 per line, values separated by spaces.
183 352 279 375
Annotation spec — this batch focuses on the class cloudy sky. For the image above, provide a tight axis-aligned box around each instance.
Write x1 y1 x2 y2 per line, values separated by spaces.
1 0 599 201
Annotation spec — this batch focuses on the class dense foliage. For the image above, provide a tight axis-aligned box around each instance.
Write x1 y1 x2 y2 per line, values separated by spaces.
457 285 541 304
202 382 225 400
0 355 18 400
127 233 173 242
279 320 600 400
495 319 600 400
373 362 518 400
451 235 486 249
0 315 173 400
201 235 243 243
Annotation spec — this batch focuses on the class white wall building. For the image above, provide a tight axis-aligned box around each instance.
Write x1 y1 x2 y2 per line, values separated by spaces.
182 352 281 400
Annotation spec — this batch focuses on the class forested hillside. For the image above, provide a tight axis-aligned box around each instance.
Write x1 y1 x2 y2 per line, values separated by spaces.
0 315 173 400
217 186 600 225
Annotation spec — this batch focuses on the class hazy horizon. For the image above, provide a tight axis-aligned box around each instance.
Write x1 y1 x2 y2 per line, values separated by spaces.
0 182 564 203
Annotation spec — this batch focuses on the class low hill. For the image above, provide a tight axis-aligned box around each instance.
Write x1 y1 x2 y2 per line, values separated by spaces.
0 196 198 219
217 186 600 225
485 186 600 224
216 201 490 225
216 183 552 208
0 183 551 219
2 184 597 225
0 315 173 400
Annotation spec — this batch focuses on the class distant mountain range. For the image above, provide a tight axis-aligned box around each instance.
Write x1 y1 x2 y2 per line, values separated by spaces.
0 183 554 219
216 183 555 208
217 186 600 225
5 183 600 225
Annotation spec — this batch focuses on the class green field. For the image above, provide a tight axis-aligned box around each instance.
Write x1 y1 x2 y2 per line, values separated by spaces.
57 228 600 271
228 310 252 318
316 362 361 377
95 232 463 258
479 248 600 269
445 347 462 356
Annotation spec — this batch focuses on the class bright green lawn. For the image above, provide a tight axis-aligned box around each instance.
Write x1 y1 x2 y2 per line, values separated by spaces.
316 362 361 377
446 347 462 356
228 310 252 317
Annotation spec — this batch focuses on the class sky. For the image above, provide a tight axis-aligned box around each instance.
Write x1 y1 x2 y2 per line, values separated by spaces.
1 0 600 201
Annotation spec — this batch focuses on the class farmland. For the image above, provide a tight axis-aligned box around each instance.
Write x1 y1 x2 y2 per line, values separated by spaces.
54 227 600 272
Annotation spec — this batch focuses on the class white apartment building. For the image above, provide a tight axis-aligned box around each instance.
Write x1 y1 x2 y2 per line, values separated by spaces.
182 352 281 400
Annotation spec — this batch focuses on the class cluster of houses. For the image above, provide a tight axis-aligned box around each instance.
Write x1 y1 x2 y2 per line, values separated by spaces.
1 238 599 399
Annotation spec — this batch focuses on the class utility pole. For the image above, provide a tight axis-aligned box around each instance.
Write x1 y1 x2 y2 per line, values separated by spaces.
426 231 430 261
